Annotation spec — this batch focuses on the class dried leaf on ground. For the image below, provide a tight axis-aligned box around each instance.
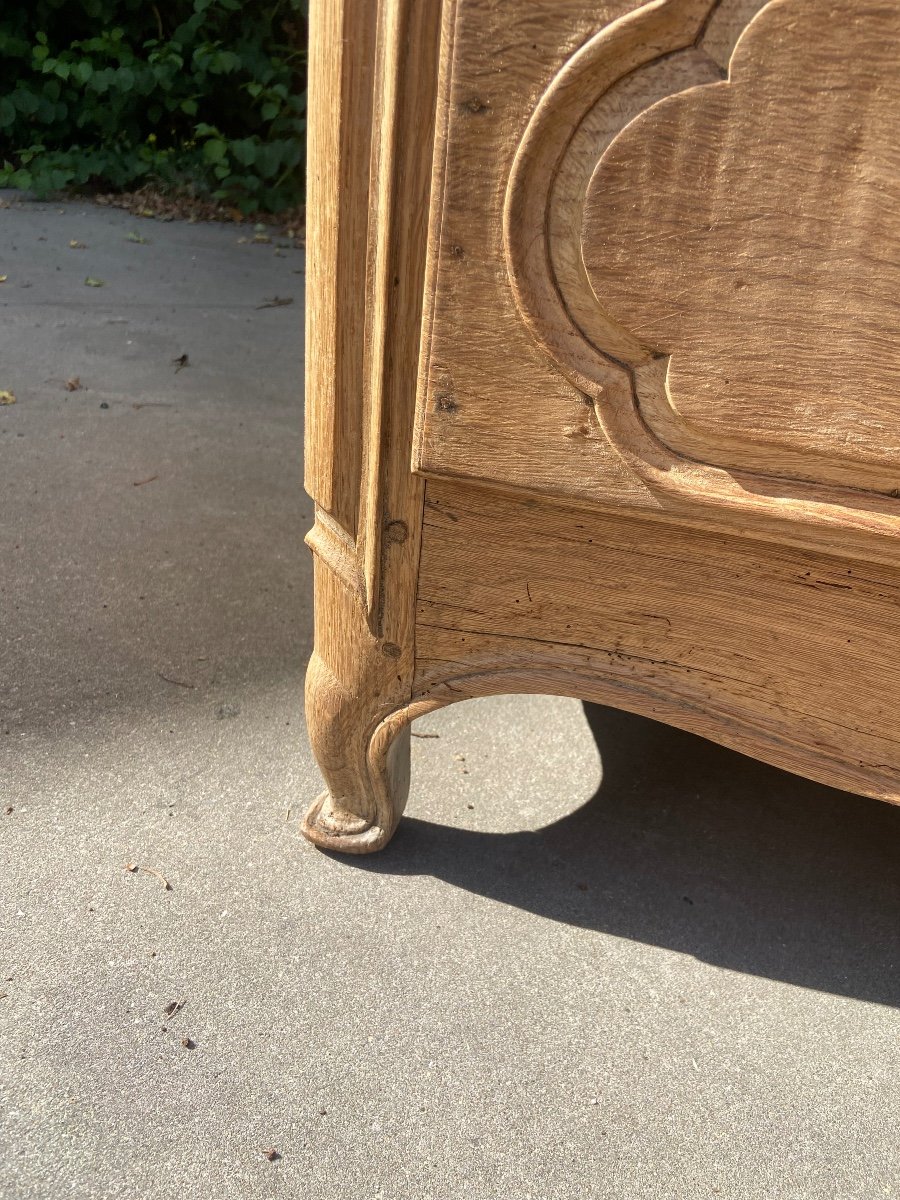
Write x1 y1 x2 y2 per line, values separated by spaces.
125 232 150 244
69 240 87 250
65 377 81 392
0 391 16 405
84 277 104 288
0 275 7 283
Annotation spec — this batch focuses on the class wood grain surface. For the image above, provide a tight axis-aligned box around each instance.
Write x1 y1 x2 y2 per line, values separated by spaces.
414 0 651 510
304 0 377 535
302 0 440 853
583 0 900 494
418 0 900 564
414 481 900 806
304 0 900 854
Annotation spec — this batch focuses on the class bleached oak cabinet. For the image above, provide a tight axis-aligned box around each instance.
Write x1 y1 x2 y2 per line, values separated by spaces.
302 0 900 853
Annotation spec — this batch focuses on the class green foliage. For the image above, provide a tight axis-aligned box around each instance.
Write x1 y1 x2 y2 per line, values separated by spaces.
0 0 308 213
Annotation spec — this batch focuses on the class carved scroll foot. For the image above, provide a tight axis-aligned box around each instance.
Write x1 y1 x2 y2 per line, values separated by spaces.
302 0 437 852
301 651 412 854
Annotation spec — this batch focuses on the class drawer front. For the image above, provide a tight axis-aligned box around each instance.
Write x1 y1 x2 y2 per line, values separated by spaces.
415 0 900 565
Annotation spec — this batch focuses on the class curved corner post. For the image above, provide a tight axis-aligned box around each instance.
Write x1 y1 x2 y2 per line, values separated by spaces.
301 0 442 853
301 562 416 855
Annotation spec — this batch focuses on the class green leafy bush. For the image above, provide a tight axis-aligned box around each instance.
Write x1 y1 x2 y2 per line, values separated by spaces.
0 0 307 213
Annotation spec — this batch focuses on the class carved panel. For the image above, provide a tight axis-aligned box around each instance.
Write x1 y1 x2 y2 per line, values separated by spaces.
582 0 900 493
503 0 900 556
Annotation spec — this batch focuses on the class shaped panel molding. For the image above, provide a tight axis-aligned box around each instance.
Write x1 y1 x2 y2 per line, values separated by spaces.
505 0 900 557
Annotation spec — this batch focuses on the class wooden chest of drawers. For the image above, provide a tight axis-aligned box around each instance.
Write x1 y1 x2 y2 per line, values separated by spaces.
302 0 900 852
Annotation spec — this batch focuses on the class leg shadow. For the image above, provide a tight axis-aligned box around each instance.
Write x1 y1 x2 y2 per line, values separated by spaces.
346 702 900 1006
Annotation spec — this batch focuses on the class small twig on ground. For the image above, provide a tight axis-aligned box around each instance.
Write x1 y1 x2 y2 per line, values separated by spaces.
125 862 172 890
256 296 293 310
158 672 195 689
133 474 158 487
411 732 440 739
172 354 189 373
143 867 172 891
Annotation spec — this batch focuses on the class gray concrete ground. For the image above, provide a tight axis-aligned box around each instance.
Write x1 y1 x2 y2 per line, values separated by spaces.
1 196 899 1200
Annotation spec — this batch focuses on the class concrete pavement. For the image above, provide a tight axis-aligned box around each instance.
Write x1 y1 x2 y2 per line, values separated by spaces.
1 195 898 1199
